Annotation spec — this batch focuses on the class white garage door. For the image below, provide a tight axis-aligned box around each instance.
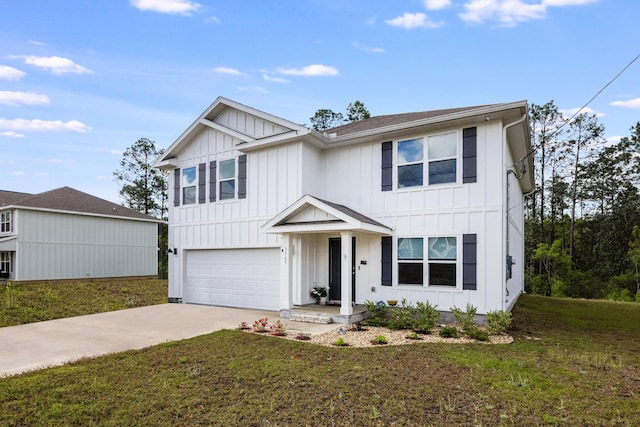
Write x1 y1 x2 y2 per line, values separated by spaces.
185 248 280 310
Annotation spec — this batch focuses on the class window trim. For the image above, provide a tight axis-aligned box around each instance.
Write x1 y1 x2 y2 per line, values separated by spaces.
0 211 11 234
181 166 198 205
218 158 237 201
394 130 461 190
395 235 461 289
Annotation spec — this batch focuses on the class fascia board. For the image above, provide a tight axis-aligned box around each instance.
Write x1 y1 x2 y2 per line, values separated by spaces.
154 158 180 171
10 206 164 224
199 118 255 143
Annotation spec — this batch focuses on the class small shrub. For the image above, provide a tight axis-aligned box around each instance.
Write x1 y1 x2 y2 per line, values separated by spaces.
439 326 459 338
389 298 415 330
252 317 269 333
269 319 287 336
467 329 490 342
295 332 311 341
451 303 479 336
406 331 421 340
236 321 250 330
371 334 388 345
486 310 512 335
333 337 348 346
413 301 439 333
364 299 388 321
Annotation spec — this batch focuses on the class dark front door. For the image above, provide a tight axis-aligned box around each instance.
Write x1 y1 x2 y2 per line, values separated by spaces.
328 237 356 302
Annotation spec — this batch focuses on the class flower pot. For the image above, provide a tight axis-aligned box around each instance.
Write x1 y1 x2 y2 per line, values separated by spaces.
320 296 327 305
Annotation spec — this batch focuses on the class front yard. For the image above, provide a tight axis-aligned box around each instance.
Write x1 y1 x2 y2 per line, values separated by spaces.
1 294 638 426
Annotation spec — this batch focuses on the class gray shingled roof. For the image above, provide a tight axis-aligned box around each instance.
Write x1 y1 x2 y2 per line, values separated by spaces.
0 187 160 222
324 104 493 136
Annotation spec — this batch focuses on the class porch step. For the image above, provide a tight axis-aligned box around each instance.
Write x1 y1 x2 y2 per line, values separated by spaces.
289 311 333 324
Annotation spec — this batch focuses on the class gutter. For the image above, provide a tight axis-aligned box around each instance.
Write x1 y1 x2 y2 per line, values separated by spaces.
503 113 527 307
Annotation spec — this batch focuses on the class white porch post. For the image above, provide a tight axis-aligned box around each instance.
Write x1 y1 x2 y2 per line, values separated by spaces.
340 231 353 316
279 233 293 311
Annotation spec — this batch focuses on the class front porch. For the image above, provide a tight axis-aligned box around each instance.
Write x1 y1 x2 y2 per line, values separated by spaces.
281 303 368 325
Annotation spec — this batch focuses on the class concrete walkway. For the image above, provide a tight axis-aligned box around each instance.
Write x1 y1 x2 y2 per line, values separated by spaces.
0 304 338 378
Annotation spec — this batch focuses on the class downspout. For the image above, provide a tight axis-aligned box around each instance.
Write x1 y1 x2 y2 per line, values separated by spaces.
503 114 527 306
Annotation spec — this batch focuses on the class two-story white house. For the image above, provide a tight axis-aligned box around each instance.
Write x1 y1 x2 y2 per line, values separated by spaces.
155 97 533 321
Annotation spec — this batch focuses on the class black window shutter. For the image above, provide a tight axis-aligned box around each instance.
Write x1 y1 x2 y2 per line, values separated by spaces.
238 154 247 199
198 163 206 204
463 234 477 290
463 127 477 183
209 161 217 202
173 168 181 207
381 236 392 286
381 141 393 191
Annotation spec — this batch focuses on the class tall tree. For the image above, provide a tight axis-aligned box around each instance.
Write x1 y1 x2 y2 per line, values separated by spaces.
310 109 344 131
114 138 168 278
346 100 371 122
113 138 167 218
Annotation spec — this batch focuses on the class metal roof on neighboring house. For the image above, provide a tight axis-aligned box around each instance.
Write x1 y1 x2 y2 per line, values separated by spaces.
0 187 161 222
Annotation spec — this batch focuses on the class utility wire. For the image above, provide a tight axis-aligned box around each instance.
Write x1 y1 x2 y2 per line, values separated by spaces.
518 52 640 166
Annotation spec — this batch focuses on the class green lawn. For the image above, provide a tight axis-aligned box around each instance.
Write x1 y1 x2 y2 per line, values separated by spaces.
0 278 167 327
1 294 638 426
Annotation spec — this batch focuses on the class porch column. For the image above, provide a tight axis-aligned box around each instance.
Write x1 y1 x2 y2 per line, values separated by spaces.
340 231 353 316
279 233 293 310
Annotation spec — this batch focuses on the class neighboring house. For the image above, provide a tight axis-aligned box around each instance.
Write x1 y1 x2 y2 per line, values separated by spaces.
0 187 161 282
155 97 533 320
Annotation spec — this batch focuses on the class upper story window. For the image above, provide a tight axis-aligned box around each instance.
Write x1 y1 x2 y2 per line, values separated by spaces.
395 131 458 189
427 132 457 184
0 211 11 233
182 167 197 204
219 159 236 200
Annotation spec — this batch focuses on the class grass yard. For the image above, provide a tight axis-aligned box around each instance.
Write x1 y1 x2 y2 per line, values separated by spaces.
0 295 638 426
0 278 167 327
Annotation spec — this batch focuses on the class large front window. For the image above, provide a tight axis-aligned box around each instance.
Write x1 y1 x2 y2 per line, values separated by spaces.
428 237 457 286
219 159 236 200
0 211 11 233
182 167 197 204
397 236 458 287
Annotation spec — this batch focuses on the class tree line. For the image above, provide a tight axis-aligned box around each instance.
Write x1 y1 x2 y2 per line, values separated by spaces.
526 100 640 302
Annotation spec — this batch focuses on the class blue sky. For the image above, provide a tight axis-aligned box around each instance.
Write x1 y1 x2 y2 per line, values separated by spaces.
1 0 638 204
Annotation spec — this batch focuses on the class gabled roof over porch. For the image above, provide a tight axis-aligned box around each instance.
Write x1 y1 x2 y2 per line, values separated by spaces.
261 194 392 235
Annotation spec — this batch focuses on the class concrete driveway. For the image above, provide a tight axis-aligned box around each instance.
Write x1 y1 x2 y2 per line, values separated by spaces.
0 304 337 377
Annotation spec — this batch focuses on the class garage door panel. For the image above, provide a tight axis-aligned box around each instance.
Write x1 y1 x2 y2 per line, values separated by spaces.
186 249 279 310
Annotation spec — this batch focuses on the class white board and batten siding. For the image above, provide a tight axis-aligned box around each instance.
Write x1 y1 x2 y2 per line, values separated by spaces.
16 210 157 281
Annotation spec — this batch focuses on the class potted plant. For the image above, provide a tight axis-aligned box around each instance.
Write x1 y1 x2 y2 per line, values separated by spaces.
311 286 328 304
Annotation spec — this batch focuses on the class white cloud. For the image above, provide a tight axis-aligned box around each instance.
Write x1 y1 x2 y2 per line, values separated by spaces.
0 131 24 138
130 0 202 15
212 66 245 76
0 118 91 133
561 106 605 118
0 91 50 107
386 12 444 29
353 41 385 54
0 65 25 80
28 40 47 46
459 0 597 26
237 86 269 94
276 64 339 76
263 74 289 83
9 55 92 75
424 0 452 10
610 98 640 109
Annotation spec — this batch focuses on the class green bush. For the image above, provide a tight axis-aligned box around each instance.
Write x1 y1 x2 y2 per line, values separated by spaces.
451 303 478 335
439 326 459 338
389 298 415 330
468 329 490 341
486 310 512 335
364 300 388 321
412 301 439 333
372 335 388 344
